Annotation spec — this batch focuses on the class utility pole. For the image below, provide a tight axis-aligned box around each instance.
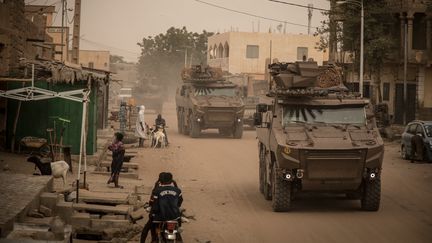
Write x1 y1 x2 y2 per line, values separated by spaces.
60 0 65 62
71 0 82 64
403 23 408 125
307 4 313 35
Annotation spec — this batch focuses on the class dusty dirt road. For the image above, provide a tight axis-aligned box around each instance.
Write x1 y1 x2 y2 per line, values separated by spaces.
137 101 432 243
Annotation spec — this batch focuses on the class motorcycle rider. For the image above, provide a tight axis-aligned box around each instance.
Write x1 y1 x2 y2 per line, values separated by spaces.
154 114 169 145
140 172 182 243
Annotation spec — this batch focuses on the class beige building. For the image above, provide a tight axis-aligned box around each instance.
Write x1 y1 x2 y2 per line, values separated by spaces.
208 32 327 80
79 50 110 71
46 26 69 62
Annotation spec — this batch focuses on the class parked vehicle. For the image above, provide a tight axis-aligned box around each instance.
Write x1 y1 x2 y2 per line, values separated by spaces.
401 120 432 162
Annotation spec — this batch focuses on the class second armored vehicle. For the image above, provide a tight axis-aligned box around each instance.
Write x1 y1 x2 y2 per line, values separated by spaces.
175 65 245 138
255 61 384 212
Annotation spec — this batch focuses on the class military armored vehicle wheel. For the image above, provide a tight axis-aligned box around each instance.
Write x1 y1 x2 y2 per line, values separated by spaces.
233 122 243 139
259 143 265 194
177 111 183 134
361 177 381 211
263 156 272 201
271 164 292 212
182 113 190 135
189 116 201 138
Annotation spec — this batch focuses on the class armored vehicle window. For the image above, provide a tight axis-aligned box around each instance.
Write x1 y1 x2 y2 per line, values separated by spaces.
282 106 366 125
194 87 236 96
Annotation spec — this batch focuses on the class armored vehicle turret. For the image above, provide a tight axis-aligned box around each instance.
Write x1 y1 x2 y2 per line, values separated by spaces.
255 61 384 212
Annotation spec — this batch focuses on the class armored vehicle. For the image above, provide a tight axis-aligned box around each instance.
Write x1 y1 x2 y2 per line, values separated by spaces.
175 65 245 138
255 61 384 212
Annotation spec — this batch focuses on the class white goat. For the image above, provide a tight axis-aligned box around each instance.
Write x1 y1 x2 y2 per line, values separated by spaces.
153 130 166 149
27 156 69 185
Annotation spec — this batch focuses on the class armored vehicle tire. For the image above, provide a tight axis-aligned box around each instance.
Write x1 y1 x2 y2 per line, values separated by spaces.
263 155 272 200
181 113 189 135
401 145 410 160
233 122 243 139
177 112 183 134
189 116 201 138
361 177 381 211
271 165 292 212
258 143 265 194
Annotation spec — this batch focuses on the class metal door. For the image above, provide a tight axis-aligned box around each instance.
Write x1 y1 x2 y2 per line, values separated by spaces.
394 83 417 124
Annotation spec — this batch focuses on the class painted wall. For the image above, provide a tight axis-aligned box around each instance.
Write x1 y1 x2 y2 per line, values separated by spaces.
79 50 110 71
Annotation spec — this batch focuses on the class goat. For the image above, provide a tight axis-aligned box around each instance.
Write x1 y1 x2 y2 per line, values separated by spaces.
153 130 166 149
27 156 69 185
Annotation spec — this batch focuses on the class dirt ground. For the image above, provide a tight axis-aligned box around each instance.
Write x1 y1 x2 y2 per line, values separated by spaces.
134 101 432 243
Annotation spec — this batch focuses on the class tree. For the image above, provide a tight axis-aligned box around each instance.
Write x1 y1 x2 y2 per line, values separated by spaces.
136 27 214 88
110 55 126 64
316 0 398 104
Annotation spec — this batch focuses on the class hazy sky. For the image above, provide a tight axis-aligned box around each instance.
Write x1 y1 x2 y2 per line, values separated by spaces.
26 0 330 62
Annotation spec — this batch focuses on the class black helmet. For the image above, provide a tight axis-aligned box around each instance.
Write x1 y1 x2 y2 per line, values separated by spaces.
160 172 173 184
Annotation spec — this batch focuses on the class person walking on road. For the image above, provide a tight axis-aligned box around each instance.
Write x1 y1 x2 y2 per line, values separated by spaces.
107 132 125 188
135 105 147 147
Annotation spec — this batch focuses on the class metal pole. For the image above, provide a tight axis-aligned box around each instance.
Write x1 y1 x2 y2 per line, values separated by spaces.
359 0 364 97
76 91 88 203
403 23 408 125
60 0 65 62
184 49 187 68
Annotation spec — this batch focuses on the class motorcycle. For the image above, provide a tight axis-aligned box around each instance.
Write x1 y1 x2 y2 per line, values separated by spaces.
153 219 182 243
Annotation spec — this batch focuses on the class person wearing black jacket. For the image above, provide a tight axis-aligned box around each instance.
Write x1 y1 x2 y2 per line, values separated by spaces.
140 172 182 243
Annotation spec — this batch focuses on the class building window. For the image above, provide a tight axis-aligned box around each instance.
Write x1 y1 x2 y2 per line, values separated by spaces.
297 47 308 61
224 42 229 58
383 82 390 101
88 62 94 69
218 43 224 58
246 45 259 59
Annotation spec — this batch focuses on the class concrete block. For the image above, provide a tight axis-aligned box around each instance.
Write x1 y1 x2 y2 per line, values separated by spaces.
135 218 147 227
27 209 44 218
129 207 146 221
101 214 118 220
39 205 52 217
72 212 91 228
55 201 73 224
91 219 130 231
90 214 101 219
39 192 59 210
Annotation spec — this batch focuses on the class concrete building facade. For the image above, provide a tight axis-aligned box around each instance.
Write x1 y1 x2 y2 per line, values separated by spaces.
208 32 327 80
79 50 110 71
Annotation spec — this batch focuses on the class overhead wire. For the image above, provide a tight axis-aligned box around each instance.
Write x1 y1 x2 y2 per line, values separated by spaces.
268 0 330 12
193 0 313 28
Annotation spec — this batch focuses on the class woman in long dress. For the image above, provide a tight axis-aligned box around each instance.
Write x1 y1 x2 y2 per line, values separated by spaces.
135 105 147 147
